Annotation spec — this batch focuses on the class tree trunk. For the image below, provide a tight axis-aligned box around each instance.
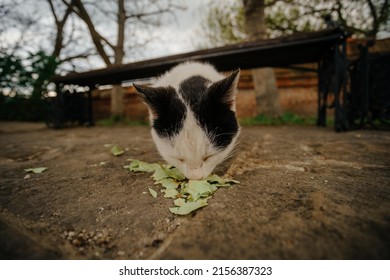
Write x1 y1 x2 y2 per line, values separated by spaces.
111 85 124 117
111 0 126 118
243 0 282 117
252 68 281 117
114 0 125 65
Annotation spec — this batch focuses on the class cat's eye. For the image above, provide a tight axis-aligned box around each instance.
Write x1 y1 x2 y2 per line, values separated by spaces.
203 154 214 161
177 158 184 162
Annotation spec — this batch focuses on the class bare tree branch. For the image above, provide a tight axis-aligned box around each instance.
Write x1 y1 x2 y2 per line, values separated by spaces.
60 50 95 62
47 0 75 58
61 0 113 65
46 0 60 25
126 6 178 20
373 0 389 36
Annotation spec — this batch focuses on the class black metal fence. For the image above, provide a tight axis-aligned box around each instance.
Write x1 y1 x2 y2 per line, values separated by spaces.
45 86 92 129
347 43 390 130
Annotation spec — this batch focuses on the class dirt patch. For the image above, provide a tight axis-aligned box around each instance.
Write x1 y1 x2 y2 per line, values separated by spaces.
0 122 389 259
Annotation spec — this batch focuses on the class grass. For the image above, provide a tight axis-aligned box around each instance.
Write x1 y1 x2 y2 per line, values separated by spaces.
239 112 321 126
96 116 148 127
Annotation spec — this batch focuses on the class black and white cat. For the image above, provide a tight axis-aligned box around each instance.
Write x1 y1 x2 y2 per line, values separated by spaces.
134 61 240 179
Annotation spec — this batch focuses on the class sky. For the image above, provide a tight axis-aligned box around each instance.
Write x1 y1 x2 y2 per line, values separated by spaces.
134 0 209 59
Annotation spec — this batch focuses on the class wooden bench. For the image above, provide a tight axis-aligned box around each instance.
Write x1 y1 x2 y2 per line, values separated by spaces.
51 27 349 131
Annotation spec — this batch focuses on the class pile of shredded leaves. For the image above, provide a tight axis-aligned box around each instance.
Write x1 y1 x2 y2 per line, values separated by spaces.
124 159 239 215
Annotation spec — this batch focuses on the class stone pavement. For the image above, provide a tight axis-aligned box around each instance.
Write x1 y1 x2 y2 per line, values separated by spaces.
0 122 389 259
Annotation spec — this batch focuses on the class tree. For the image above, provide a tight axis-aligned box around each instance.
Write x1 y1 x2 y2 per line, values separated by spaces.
0 0 74 120
242 0 282 117
198 0 389 42
0 0 41 55
0 0 93 122
46 0 94 67
196 0 246 48
196 0 282 117
1 0 183 118
62 0 183 117
267 0 389 38
0 0 93 71
0 51 59 121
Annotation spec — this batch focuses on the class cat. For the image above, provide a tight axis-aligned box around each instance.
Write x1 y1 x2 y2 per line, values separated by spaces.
133 61 240 180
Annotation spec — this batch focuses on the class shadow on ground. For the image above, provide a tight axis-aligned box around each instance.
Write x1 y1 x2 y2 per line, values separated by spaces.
0 122 389 259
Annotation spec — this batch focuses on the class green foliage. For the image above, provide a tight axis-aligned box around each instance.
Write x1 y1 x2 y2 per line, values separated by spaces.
0 51 60 121
239 112 318 126
0 54 30 90
124 159 239 215
197 0 390 47
195 0 247 48
29 51 59 99
96 116 148 127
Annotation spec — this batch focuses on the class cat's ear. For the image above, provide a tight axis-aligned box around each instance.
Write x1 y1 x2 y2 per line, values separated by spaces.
133 83 174 119
208 69 240 110
133 83 160 101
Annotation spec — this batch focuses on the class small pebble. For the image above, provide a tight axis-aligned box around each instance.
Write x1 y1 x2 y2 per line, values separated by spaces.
72 239 81 246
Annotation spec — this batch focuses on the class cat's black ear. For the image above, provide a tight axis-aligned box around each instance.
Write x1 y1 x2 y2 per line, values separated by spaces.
208 69 240 110
133 83 158 101
133 83 178 120
133 83 166 119
133 83 186 136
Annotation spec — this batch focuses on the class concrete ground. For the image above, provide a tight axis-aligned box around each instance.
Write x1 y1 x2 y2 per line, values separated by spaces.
0 122 389 259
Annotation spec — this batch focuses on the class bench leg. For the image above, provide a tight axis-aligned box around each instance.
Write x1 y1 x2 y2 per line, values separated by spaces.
333 39 349 132
87 87 95 127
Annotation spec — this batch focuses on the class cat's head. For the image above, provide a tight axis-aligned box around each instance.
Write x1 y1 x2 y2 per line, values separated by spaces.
134 69 240 179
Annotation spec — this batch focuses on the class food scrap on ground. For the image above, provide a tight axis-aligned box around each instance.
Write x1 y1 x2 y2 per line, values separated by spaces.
124 159 239 215
24 167 48 174
111 145 125 156
148 188 158 198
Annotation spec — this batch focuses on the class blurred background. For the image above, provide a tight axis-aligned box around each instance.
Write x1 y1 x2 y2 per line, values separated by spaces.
0 0 389 124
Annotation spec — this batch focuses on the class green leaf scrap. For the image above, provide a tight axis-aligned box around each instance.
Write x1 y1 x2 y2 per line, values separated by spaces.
152 165 171 181
169 199 209 215
157 178 180 189
174 198 186 207
162 165 186 181
163 188 179 198
149 188 158 198
125 159 239 215
184 180 214 202
24 167 48 174
111 145 124 156
124 159 159 173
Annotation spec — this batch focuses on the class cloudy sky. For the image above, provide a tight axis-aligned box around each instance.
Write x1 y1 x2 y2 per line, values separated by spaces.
138 0 208 58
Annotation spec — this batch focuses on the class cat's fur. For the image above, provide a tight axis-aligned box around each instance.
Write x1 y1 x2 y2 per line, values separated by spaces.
134 61 240 179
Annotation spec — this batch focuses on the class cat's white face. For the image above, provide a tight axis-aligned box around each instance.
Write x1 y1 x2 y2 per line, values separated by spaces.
134 62 240 179
151 110 239 179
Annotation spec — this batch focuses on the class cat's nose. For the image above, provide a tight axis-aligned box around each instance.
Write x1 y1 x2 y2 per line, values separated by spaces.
186 169 205 180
